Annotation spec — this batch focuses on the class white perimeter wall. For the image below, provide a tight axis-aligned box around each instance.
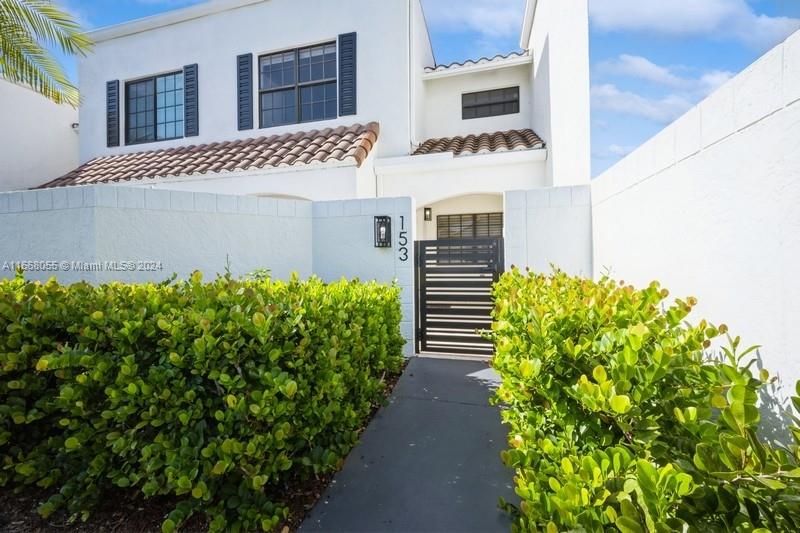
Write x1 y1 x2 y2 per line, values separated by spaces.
0 185 312 283
526 0 591 186
0 79 78 192
0 185 416 355
504 185 592 276
312 197 415 355
592 30 800 417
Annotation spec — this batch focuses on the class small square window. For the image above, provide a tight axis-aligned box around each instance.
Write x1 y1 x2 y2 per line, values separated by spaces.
462 86 520 120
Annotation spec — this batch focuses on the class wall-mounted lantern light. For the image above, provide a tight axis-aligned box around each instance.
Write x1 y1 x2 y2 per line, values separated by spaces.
374 216 392 248
424 207 432 221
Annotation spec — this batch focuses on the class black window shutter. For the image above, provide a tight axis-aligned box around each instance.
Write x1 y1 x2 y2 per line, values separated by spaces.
183 64 199 137
237 53 253 130
106 80 119 147
338 32 357 116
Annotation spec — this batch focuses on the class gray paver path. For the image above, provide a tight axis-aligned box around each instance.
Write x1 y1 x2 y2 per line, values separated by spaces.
300 357 516 533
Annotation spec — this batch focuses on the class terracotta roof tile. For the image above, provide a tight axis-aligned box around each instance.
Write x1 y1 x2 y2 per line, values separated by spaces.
39 122 381 189
412 129 544 157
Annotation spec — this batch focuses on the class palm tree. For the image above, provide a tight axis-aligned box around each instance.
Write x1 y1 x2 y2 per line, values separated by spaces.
0 0 92 107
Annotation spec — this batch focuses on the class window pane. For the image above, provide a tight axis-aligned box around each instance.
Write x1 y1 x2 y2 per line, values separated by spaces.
310 62 323 81
261 88 296 127
324 59 336 79
261 51 295 89
325 83 336 99
299 81 336 122
126 79 156 144
325 100 337 119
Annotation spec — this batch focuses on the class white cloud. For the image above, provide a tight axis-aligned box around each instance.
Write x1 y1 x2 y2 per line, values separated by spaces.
597 54 687 88
698 70 736 94
593 55 734 123
60 0 95 29
607 144 635 156
597 54 734 94
422 0 526 39
589 0 800 50
593 143 636 160
591 83 693 123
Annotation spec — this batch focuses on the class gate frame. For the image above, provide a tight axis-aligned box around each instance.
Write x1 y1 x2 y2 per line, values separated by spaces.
414 237 504 356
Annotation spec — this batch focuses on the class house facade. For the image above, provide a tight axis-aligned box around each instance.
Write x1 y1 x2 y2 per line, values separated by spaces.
37 0 590 242
0 78 79 192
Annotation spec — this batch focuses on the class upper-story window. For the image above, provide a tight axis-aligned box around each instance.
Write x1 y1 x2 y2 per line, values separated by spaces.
126 71 185 145
462 86 520 120
259 42 337 128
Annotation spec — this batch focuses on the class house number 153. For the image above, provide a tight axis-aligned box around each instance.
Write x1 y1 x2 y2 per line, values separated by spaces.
398 216 409 262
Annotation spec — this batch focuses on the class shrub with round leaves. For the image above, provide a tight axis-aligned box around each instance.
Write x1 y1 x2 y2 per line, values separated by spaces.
0 271 404 531
491 268 800 532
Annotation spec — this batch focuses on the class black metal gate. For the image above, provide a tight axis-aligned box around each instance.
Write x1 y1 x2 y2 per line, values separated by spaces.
415 238 504 357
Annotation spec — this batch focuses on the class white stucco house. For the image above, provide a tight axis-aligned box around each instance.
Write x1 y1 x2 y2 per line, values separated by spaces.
34 0 590 242
2 0 799 391
2 0 594 358
0 78 79 192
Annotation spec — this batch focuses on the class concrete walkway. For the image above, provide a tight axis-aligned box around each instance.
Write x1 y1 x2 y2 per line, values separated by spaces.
301 357 515 533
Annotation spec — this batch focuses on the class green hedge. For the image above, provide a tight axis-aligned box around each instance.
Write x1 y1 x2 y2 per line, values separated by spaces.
492 269 800 532
0 272 404 531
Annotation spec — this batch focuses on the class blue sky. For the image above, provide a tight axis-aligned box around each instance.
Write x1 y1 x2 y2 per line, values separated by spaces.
58 0 800 176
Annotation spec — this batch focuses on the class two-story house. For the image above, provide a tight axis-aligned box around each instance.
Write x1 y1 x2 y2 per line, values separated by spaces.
38 0 590 243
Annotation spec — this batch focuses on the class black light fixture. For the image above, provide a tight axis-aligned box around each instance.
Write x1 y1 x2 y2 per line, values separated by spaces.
374 216 392 248
424 207 432 221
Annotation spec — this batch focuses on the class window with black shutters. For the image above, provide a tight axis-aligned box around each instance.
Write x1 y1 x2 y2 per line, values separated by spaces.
437 213 503 240
462 87 520 120
126 71 184 145
259 42 337 128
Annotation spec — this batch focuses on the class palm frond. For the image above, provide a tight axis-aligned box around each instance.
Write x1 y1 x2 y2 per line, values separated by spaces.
0 29 79 105
0 0 91 106
0 0 91 55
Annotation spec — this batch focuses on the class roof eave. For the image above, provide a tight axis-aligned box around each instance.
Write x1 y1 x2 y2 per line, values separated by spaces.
88 0 266 43
422 53 532 80
376 148 547 176
519 0 539 50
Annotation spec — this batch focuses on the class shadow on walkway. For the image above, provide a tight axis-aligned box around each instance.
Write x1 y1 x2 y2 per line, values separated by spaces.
301 357 516 533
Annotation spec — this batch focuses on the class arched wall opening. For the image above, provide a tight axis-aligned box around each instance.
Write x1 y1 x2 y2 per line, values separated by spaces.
415 193 504 241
